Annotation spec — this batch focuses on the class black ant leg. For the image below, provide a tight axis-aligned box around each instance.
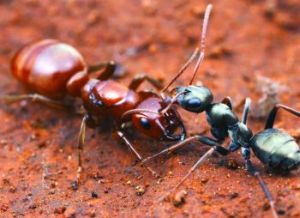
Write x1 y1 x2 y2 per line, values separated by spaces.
128 73 164 91
240 99 278 218
228 98 251 152
243 155 278 218
222 96 233 109
159 137 229 201
116 131 159 178
1 93 68 110
141 135 228 165
242 98 251 124
265 104 300 129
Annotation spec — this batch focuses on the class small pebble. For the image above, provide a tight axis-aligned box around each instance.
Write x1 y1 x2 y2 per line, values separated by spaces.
28 204 37 209
291 184 300 190
135 186 145 196
191 5 205 17
70 181 78 191
91 191 98 198
201 178 209 184
277 208 286 215
173 190 187 207
227 159 239 170
0 139 8 146
104 188 109 194
54 206 66 214
229 192 239 199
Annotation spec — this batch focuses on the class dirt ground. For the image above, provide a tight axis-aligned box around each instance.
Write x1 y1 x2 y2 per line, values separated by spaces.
0 0 300 217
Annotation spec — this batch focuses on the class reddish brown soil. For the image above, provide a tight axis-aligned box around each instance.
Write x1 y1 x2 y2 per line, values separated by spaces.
0 0 300 217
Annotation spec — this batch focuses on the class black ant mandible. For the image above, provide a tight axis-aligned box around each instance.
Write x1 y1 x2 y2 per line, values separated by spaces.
140 4 300 218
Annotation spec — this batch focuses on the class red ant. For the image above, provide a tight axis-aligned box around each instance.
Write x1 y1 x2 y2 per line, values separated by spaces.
3 36 193 180
2 4 216 189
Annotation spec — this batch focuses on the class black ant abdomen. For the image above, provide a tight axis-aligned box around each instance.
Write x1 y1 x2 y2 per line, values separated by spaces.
251 128 300 171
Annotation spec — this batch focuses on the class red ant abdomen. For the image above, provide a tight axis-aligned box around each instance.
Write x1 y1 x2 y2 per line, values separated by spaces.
11 39 87 99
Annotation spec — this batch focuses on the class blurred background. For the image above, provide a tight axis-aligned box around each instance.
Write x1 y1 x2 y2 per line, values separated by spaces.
0 0 299 217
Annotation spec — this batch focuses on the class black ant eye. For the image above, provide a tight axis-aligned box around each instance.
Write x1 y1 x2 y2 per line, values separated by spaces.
187 98 201 109
140 117 151 130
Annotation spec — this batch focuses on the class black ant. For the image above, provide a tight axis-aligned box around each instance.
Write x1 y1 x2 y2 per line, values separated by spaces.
139 4 300 218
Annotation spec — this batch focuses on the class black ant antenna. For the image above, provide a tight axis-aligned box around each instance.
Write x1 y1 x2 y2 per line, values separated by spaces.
160 4 213 93
189 4 212 85
160 48 199 93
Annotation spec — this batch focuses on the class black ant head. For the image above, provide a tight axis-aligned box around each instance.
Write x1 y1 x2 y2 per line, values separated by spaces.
173 85 213 113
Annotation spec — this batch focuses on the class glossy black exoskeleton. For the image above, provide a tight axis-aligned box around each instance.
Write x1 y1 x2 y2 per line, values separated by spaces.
140 4 300 218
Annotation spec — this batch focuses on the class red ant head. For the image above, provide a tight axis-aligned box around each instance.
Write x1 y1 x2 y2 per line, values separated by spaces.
125 92 186 141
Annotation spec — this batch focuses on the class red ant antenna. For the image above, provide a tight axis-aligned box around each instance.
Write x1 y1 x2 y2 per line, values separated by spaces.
160 4 213 93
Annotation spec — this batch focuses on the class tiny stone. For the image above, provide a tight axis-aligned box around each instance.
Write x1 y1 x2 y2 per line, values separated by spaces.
0 204 8 212
2 178 10 185
191 5 205 17
135 186 145 196
277 209 286 215
48 189 55 195
50 182 56 188
201 178 209 184
29 204 37 209
229 192 239 199
156 178 163 184
70 181 78 191
291 184 300 190
64 206 77 218
173 190 188 207
227 159 239 170
91 191 98 198
54 206 66 214
9 186 16 193
104 188 109 194
30 134 37 141
0 139 8 145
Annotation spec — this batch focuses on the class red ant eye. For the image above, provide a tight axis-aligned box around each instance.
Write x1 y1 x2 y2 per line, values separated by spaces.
140 117 151 130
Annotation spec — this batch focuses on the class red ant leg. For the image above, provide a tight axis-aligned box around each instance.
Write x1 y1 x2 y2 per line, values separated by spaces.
1 93 68 110
76 114 89 183
128 74 163 91
116 131 159 178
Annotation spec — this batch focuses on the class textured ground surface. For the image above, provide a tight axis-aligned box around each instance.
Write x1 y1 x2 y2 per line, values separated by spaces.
0 0 300 217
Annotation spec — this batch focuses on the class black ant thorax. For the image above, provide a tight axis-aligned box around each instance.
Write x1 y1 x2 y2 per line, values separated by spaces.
228 122 253 148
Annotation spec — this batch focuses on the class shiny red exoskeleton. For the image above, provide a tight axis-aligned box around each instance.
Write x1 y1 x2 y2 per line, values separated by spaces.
7 38 187 178
11 39 88 98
